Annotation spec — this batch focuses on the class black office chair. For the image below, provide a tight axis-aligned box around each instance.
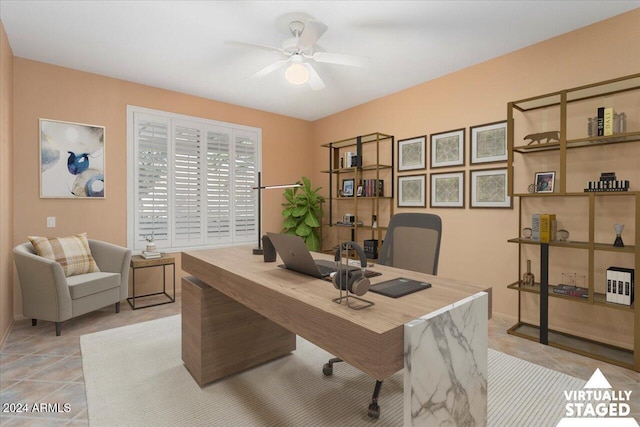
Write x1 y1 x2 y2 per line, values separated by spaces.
323 213 442 418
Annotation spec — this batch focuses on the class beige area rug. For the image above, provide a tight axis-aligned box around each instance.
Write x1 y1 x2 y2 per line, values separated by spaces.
81 315 585 426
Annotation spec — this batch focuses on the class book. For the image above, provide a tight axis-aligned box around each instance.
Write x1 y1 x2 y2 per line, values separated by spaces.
539 214 556 243
606 269 613 303
603 107 614 136
597 107 605 136
607 267 635 306
531 214 540 241
552 284 588 298
142 251 161 259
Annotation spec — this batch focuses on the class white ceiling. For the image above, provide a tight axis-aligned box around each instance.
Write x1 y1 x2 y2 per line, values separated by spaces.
1 1 638 121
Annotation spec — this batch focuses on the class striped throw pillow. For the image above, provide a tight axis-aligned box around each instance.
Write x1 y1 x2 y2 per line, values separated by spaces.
28 232 100 277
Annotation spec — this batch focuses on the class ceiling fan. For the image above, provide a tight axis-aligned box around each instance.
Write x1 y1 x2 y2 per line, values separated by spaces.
226 17 369 90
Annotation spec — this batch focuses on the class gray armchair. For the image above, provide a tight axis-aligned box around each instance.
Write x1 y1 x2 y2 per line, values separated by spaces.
13 239 131 336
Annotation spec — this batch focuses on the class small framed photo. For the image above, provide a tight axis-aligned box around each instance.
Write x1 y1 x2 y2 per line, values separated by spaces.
470 168 511 208
470 121 507 164
342 179 355 197
356 185 364 197
430 171 464 208
398 136 426 171
398 174 426 207
534 171 555 193
430 129 464 168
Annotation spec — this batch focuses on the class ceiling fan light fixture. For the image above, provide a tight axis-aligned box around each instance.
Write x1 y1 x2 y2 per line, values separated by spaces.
285 62 309 85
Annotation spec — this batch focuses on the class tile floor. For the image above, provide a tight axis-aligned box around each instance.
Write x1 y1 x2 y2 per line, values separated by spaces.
1 294 639 425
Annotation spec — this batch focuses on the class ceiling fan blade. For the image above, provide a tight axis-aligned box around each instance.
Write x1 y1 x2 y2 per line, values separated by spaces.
310 52 370 67
304 63 325 91
297 20 328 51
225 40 284 55
252 59 290 78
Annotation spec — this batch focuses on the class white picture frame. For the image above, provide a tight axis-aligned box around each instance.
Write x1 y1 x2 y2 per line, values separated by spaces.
430 129 465 168
534 171 556 193
40 118 105 198
470 168 511 208
398 174 426 207
398 136 426 171
430 171 464 208
470 121 507 164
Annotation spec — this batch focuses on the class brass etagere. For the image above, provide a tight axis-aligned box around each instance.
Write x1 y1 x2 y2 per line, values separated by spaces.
321 132 394 259
506 73 640 372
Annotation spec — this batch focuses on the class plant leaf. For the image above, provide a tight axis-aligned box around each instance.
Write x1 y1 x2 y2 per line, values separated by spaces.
283 217 298 228
304 211 320 228
292 206 308 217
305 231 320 251
296 222 311 237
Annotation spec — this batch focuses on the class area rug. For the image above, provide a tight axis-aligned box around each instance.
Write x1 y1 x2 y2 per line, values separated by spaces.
81 315 585 426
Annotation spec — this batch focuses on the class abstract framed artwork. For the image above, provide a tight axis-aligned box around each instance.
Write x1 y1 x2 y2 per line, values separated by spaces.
398 135 426 171
430 171 464 208
398 174 426 207
40 119 105 198
470 121 507 164
534 171 555 193
470 168 511 208
430 128 465 168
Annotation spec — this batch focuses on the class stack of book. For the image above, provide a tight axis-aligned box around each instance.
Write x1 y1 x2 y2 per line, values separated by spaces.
584 172 629 192
531 213 556 242
361 179 384 197
142 250 161 259
553 284 588 298
606 267 634 306
590 107 627 137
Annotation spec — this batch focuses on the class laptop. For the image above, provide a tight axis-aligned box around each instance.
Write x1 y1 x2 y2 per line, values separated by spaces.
267 232 357 279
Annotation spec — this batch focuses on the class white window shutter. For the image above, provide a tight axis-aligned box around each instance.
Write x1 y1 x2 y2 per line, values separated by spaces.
173 122 204 246
135 114 170 251
233 130 258 242
129 106 261 252
205 128 232 244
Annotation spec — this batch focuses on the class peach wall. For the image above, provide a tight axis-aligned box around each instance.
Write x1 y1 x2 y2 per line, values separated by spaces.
0 21 14 346
12 59 313 317
311 10 640 348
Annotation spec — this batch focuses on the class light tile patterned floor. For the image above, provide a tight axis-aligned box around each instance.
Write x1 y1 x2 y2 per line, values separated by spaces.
1 295 638 425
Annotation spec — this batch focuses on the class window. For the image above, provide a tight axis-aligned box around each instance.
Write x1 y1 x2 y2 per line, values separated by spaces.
127 106 261 252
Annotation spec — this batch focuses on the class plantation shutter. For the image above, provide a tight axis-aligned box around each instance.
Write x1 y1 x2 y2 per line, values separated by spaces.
173 122 204 246
233 130 258 242
135 114 170 250
205 128 232 243
129 107 261 251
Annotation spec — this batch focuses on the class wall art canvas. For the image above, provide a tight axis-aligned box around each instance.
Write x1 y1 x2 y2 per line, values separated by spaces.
470 121 507 164
398 136 426 171
470 168 511 208
431 129 464 168
431 171 464 208
40 119 105 198
398 174 426 207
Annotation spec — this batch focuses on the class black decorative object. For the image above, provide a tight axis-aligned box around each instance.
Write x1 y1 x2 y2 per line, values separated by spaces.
614 224 625 248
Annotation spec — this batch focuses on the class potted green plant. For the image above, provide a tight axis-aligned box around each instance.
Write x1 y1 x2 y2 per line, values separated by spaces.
282 176 325 251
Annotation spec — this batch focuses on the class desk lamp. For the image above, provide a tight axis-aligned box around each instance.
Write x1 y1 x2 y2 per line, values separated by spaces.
252 172 301 255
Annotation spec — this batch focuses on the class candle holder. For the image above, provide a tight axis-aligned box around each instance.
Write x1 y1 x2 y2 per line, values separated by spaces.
613 224 625 248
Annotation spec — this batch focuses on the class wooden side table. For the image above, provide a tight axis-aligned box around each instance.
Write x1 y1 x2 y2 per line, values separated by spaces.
128 255 176 310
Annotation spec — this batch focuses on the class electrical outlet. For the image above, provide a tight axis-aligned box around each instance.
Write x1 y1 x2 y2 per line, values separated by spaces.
47 217 56 228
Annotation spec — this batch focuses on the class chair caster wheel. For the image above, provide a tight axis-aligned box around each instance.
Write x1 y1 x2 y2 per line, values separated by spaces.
368 403 380 419
322 363 333 376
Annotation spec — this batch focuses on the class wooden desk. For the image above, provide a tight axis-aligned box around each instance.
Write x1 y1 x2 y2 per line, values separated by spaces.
181 245 490 385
